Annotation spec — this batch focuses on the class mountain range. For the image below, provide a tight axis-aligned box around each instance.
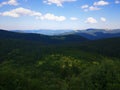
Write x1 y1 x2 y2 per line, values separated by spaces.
0 29 120 90
13 29 120 40
0 29 88 44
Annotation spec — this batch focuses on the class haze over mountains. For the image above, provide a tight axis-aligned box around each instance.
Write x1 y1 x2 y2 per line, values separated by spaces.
0 28 120 89
0 29 88 44
0 28 119 45
13 29 120 40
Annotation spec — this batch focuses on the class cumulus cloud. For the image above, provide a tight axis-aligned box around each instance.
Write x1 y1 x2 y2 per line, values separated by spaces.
81 5 100 11
0 7 42 17
94 0 109 6
101 17 106 22
89 6 100 11
81 0 109 12
39 13 66 21
43 0 76 7
0 7 66 21
81 5 89 9
70 17 78 20
115 0 120 4
85 17 97 24
0 0 18 7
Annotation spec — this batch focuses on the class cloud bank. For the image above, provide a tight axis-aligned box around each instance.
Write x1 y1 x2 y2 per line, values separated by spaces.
81 0 109 11
43 0 76 7
0 7 66 21
0 0 18 7
85 17 97 24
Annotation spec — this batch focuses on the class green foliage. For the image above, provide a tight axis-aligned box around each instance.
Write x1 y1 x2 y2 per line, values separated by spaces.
0 38 120 90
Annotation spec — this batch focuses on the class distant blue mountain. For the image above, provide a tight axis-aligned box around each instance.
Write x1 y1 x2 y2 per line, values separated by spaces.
12 29 120 40
13 30 73 36
73 29 120 40
0 29 88 44
58 29 120 40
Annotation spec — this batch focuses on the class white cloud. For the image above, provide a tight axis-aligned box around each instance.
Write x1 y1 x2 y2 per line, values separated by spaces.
94 0 109 6
85 17 97 24
81 0 109 12
101 17 106 22
0 11 19 17
43 0 76 7
0 7 66 21
70 17 78 20
115 0 120 4
0 0 18 7
81 5 100 11
8 0 18 5
89 6 100 11
81 5 89 9
0 7 42 17
39 13 66 21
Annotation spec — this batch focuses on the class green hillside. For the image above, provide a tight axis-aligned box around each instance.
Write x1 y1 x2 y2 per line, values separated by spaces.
0 33 120 90
0 30 88 44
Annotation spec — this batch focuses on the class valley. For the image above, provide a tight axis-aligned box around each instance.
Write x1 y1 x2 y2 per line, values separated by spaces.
0 29 120 90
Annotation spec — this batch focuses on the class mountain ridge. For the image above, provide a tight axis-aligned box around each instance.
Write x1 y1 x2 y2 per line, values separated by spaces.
0 29 89 44
12 29 120 40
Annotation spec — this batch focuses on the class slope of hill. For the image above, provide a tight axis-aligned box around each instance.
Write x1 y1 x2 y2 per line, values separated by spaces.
13 29 120 40
13 30 73 35
0 29 89 44
0 29 120 90
74 29 120 40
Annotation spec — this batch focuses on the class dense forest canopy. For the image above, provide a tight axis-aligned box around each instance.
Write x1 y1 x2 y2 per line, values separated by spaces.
0 30 120 90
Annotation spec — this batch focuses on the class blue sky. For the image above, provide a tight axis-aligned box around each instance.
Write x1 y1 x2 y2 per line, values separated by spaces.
0 0 120 30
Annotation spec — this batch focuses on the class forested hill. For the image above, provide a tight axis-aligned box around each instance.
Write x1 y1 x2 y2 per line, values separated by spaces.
0 29 88 44
73 37 120 58
0 29 120 90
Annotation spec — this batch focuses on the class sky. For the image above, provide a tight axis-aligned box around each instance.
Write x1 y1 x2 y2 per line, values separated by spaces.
0 0 120 30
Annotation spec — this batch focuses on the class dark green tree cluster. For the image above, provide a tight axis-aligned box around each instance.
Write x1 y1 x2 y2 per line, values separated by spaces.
0 38 120 90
